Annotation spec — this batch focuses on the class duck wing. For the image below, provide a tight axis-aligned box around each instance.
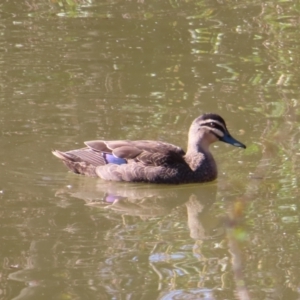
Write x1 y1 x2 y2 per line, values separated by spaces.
85 140 186 166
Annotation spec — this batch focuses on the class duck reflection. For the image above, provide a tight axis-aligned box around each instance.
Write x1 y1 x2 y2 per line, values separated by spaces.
55 176 220 240
8 178 225 300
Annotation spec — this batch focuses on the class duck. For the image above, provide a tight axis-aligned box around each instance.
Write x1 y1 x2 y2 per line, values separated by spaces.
52 113 246 184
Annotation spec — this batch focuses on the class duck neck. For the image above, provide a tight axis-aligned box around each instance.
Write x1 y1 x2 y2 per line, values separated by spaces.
185 131 218 179
186 132 211 155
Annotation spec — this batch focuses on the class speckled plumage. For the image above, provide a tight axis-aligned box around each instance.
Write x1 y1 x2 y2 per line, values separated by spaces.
52 113 246 184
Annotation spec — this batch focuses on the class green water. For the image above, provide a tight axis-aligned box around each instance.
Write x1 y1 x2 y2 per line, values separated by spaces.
0 1 300 299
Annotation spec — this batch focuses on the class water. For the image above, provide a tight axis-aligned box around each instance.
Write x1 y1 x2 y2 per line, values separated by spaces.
1 0 300 299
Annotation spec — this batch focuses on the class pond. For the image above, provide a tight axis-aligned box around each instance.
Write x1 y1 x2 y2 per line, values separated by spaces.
1 1 300 299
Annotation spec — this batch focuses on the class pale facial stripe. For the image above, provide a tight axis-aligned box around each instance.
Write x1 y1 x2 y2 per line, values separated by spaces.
199 119 227 138
199 119 226 129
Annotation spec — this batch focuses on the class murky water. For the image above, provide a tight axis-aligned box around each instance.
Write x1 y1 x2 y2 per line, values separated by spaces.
1 1 300 299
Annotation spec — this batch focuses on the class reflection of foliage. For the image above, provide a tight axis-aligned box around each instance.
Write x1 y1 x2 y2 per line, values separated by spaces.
2 0 300 299
51 0 93 17
222 106 300 299
53 0 91 8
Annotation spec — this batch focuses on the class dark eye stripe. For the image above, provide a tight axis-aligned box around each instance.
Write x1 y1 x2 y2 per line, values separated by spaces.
200 122 226 133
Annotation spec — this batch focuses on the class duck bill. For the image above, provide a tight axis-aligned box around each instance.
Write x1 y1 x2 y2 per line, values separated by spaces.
220 134 246 149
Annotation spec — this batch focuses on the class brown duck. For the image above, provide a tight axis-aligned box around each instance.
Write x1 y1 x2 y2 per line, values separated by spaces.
52 113 246 184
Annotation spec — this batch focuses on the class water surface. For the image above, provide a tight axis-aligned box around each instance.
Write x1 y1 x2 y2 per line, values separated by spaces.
1 1 300 299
